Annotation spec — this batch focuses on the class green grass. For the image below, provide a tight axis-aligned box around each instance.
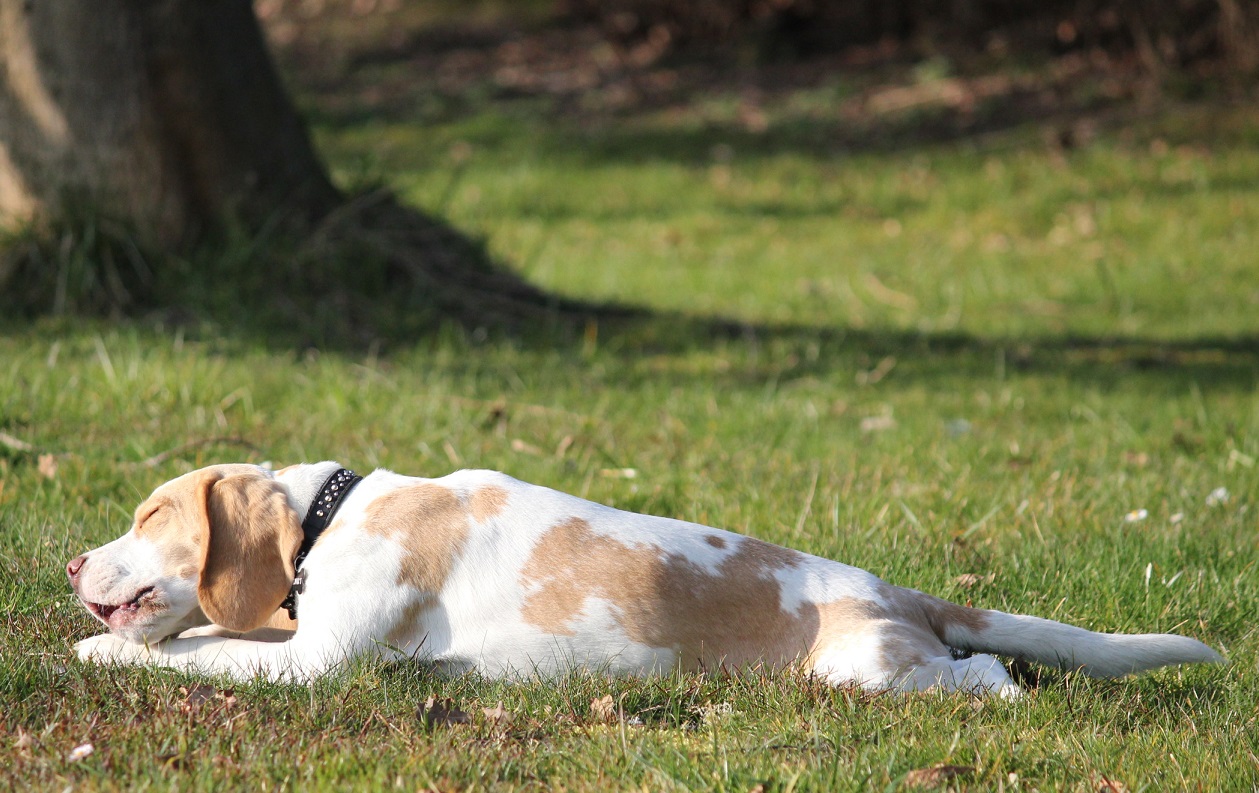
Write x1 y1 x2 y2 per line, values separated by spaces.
4 40 1259 791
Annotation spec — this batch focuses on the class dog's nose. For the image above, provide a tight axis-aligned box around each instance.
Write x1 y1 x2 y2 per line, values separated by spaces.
66 554 87 581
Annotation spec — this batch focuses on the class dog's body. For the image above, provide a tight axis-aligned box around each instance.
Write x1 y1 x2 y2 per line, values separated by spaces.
70 462 1222 696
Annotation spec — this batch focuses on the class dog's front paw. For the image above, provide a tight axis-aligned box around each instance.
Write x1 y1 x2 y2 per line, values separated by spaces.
75 633 147 664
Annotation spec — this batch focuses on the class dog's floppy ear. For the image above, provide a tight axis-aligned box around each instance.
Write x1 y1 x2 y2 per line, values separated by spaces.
194 470 303 632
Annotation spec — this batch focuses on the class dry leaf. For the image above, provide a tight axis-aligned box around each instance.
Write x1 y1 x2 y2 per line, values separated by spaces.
418 696 470 728
904 764 973 788
180 684 218 713
67 742 94 762
590 694 617 723
510 439 543 456
1122 451 1150 467
179 684 237 714
37 454 58 479
954 573 995 589
860 414 896 433
15 729 33 754
1095 776 1129 793
481 701 512 725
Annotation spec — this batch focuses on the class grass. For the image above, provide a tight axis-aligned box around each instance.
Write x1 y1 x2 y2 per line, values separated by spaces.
3 17 1259 790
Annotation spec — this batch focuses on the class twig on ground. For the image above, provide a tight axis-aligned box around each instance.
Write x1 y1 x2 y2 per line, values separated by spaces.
0 431 34 453
128 437 260 469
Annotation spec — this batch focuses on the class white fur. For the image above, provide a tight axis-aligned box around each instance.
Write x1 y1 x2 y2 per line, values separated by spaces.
71 462 1224 693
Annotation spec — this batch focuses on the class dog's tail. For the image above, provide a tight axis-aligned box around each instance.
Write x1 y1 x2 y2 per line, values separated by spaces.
908 589 1224 677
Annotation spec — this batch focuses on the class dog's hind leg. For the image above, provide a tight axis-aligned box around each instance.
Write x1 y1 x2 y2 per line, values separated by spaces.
892 653 1021 698
808 620 1020 698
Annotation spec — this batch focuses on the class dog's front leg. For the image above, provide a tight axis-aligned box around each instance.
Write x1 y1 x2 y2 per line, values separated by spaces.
76 633 343 682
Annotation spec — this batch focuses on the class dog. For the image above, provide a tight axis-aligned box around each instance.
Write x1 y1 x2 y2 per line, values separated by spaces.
69 462 1223 696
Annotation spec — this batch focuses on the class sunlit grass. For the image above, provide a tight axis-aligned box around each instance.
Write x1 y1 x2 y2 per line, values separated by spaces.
319 100 1259 339
3 52 1259 791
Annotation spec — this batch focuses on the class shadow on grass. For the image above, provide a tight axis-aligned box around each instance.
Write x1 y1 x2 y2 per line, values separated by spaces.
287 13 1149 164
1 184 1254 394
581 314 1259 397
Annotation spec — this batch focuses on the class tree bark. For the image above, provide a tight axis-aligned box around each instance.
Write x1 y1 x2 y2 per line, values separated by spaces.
0 0 340 247
0 0 604 332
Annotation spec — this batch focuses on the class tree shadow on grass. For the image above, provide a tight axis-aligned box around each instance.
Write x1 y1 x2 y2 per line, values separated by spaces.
2 180 1253 394
228 14 1258 390
163 235 1259 395
595 314 1259 393
281 10 1159 164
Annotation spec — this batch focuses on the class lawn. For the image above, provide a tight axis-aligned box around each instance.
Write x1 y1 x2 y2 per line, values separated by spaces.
3 8 1259 790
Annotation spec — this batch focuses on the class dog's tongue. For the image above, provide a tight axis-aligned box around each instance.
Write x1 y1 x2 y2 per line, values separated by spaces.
98 603 120 620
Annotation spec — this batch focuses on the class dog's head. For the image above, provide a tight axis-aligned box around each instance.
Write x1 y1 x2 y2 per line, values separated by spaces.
67 464 303 643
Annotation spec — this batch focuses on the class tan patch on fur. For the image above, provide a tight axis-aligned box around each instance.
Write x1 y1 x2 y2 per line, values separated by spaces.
520 518 816 670
274 465 300 476
809 598 879 666
808 596 939 679
704 534 727 549
847 584 993 679
385 598 433 650
363 484 470 593
919 592 991 636
811 597 880 639
877 582 991 641
468 485 509 523
134 496 201 580
265 608 298 632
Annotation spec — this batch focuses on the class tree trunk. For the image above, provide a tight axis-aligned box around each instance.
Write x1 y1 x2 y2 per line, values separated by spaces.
0 0 340 247
0 0 602 333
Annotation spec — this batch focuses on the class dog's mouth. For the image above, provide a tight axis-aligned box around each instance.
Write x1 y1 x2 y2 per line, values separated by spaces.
85 586 157 626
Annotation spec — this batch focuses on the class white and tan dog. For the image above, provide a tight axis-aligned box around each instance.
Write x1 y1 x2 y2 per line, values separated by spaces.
69 462 1222 696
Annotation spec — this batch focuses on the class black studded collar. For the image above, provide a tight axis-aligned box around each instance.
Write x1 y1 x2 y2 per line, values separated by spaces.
280 467 362 619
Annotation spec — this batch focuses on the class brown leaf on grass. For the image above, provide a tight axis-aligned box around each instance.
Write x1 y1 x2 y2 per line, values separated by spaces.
481 701 512 725
37 454 58 479
179 685 237 714
904 764 973 788
418 696 470 728
1095 776 1130 793
590 694 617 723
1122 451 1150 467
180 684 217 711
14 728 33 755
954 572 995 589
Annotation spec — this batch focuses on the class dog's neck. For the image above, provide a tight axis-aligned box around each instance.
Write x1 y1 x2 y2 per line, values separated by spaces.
276 461 344 519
